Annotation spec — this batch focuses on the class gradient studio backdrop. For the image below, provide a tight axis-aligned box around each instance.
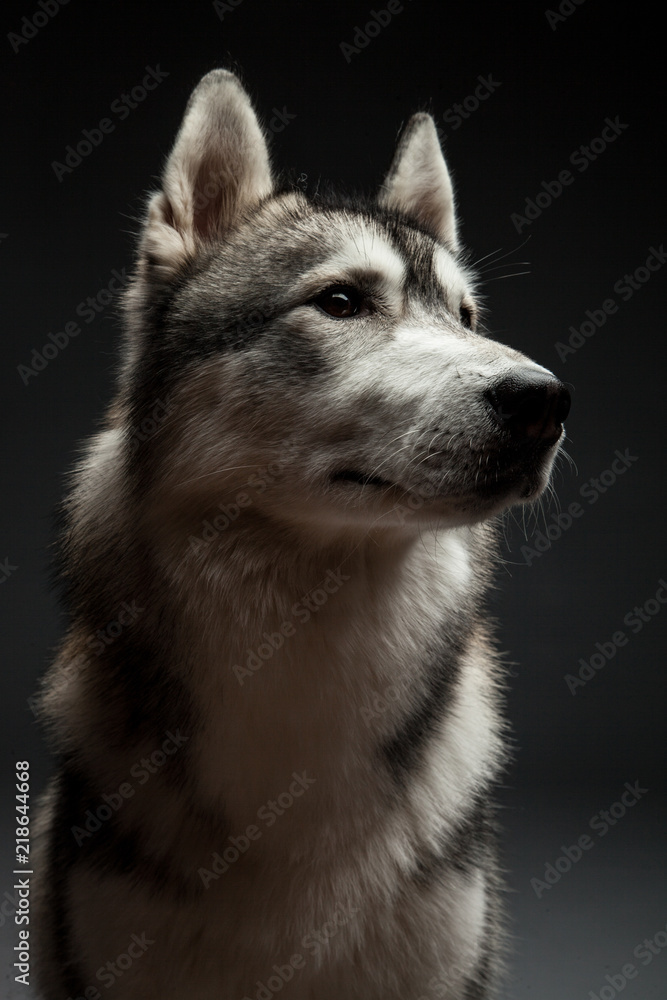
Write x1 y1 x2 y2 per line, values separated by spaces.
1 2 665 998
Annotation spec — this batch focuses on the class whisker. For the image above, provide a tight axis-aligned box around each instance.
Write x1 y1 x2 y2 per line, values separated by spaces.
478 262 531 274
483 271 532 282
470 235 532 271
174 463 264 488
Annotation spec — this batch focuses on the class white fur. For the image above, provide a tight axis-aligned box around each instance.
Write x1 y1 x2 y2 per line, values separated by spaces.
299 227 407 304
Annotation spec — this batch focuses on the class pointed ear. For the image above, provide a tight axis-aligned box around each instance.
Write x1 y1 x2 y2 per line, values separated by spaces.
140 70 272 278
378 113 459 252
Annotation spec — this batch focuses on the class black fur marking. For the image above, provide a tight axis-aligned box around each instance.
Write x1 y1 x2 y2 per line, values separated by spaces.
462 949 492 999
101 638 196 784
381 634 466 784
63 763 199 902
413 795 494 886
381 215 467 318
43 769 99 998
302 190 459 313
170 285 276 357
256 326 328 380
331 469 394 489
63 560 198 777
80 817 197 901
123 254 332 440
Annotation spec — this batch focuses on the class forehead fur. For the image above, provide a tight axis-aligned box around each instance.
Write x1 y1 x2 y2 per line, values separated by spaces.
121 188 478 429
185 189 476 310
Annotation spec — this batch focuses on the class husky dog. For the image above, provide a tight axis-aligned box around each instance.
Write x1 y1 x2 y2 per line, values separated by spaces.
33 70 570 999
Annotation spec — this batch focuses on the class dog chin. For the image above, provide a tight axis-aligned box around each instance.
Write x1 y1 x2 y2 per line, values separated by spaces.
394 462 557 527
323 449 559 530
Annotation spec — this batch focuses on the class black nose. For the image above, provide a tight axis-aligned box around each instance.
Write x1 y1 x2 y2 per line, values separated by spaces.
485 373 571 442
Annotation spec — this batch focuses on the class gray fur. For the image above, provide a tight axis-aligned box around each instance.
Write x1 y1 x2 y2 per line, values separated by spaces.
32 70 569 999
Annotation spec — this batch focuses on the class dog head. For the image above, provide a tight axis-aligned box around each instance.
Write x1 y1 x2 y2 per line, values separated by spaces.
122 70 570 536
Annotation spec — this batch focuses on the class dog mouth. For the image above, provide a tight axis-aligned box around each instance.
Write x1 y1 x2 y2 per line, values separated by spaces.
330 446 555 507
330 469 396 490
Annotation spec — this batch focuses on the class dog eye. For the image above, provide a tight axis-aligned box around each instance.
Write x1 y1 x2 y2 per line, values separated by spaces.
314 285 364 318
459 304 474 329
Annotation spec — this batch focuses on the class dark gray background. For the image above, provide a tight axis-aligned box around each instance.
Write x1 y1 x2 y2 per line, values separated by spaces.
1 1 665 997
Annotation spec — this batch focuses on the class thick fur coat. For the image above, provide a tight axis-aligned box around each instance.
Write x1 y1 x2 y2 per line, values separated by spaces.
33 71 569 999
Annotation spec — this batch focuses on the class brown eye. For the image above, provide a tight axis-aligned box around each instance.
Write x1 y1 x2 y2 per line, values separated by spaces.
315 285 363 318
459 304 473 329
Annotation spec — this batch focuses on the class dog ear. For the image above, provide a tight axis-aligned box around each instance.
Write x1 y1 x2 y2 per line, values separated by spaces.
139 70 272 278
378 113 459 252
